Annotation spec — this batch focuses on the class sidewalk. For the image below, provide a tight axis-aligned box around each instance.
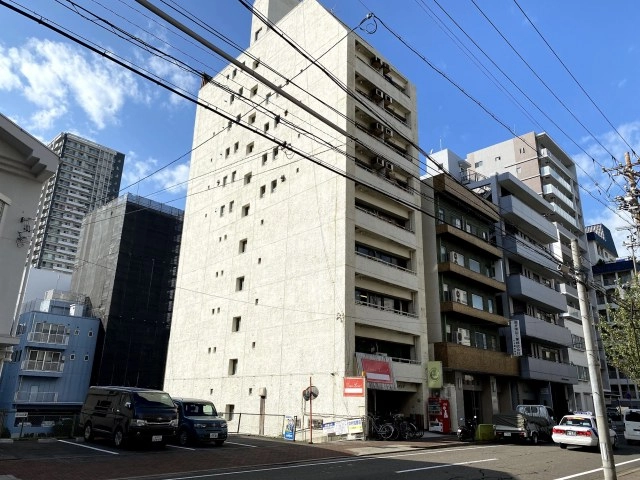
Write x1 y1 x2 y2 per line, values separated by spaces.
306 431 463 456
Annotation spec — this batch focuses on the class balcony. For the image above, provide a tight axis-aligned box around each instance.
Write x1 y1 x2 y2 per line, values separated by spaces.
355 252 417 290
355 207 415 248
540 165 573 194
507 274 567 313
14 391 59 403
20 360 64 377
435 223 502 258
549 203 581 232
511 313 572 347
559 283 579 300
520 356 578 384
561 306 582 323
438 261 505 292
354 52 410 98
355 164 414 204
543 184 574 211
499 195 557 244
354 301 420 335
539 148 573 180
502 236 560 274
440 301 507 327
26 332 69 347
434 342 519 377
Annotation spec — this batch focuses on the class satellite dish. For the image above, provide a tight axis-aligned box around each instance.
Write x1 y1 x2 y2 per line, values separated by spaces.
302 386 319 401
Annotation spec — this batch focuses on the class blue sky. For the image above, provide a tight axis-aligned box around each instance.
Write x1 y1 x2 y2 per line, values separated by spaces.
1 0 639 255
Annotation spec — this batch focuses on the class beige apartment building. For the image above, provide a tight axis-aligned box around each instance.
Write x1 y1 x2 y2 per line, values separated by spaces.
164 0 428 434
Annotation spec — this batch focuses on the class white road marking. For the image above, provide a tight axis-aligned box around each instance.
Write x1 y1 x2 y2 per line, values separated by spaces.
396 457 497 473
167 444 196 451
57 439 119 455
225 441 258 448
554 457 640 480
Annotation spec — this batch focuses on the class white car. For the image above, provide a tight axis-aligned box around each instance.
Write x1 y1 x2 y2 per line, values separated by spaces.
552 412 618 450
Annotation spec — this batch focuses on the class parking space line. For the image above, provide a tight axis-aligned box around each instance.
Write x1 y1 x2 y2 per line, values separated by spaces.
554 457 640 480
396 458 497 473
167 444 196 451
225 441 257 448
57 439 119 455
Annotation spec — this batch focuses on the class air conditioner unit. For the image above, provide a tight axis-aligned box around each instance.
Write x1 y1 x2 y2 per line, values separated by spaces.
385 161 394 171
456 328 471 346
373 88 384 100
384 94 393 105
449 251 465 266
372 157 385 170
371 56 382 69
382 62 390 73
481 231 488 241
371 122 384 134
453 288 468 305
384 127 393 137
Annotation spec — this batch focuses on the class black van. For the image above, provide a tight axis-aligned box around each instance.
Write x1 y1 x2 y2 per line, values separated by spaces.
79 386 178 447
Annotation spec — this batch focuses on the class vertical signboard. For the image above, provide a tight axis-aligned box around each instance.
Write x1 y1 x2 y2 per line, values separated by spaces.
510 319 522 356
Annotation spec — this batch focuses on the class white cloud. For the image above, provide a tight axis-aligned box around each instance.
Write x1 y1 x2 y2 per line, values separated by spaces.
121 151 188 196
1 38 140 130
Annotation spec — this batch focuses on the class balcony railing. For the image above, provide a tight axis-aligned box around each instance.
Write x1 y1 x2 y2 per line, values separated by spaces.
355 162 413 195
27 332 69 345
356 56 409 98
21 360 65 373
354 122 412 161
355 299 418 318
355 205 413 233
14 391 59 403
355 251 415 275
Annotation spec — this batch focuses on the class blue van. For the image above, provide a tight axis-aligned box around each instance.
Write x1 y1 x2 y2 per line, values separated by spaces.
172 397 228 446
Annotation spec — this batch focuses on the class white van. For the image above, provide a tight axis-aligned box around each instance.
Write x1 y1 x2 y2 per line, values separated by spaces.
623 409 640 444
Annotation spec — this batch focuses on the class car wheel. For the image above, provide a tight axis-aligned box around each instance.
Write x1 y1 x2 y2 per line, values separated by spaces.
560 443 567 449
83 423 94 442
113 427 126 448
531 432 539 445
178 428 190 447
215 440 225 447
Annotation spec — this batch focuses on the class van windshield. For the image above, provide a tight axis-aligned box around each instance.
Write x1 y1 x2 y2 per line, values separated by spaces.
184 402 217 417
133 391 175 408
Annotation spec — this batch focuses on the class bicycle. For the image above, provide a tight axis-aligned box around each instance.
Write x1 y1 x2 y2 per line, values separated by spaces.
367 414 395 440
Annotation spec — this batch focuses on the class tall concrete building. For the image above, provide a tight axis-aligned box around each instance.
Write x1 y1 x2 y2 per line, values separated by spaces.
0 114 58 375
586 223 640 407
468 132 604 413
31 132 124 273
165 0 427 433
72 194 183 390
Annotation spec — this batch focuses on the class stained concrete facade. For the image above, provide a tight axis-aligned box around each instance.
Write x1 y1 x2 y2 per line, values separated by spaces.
165 0 427 435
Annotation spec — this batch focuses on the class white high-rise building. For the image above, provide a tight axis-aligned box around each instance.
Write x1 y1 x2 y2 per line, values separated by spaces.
165 0 427 435
31 133 124 273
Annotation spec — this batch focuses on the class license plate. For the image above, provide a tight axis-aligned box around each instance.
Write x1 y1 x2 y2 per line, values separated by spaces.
567 431 576 436
504 433 511 437
152 435 163 442
209 433 218 439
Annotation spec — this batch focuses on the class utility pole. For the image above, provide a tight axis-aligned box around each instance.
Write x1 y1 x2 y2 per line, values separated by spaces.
572 238 616 480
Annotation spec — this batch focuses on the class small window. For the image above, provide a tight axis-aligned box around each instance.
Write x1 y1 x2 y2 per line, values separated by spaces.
232 171 237 182
236 276 245 291
249 113 256 124
232 68 237 78
226 404 235 420
251 85 258 97
223 176 228 186
84 354 89 361
239 239 248 253
70 354 76 360
236 114 241 124
227 120 232 130
242 204 250 216
266 93 271 104
272 147 278 159
229 200 234 212
238 87 244 96
88 331 93 337
253 58 260 69
264 122 270 132
232 316 241 332
260 185 266 198
230 94 235 104
262 153 268 165
254 27 262 41
475 161 483 168
246 142 254 154
229 359 238 375
495 156 501 161
234 142 239 153
225 147 230 158
220 205 225 217
275 115 280 126
244 173 252 184
271 180 277 193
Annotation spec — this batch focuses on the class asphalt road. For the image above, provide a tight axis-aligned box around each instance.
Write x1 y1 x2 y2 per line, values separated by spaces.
2 436 640 480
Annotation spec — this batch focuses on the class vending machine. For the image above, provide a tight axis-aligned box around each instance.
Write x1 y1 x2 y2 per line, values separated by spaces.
427 397 451 433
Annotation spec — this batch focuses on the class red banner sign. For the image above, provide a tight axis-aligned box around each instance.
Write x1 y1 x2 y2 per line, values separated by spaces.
343 377 365 397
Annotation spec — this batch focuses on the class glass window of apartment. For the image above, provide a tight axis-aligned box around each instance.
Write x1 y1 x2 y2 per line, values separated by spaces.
225 147 230 158
244 172 252 184
220 205 225 217
232 316 241 332
249 113 256 125
271 180 277 193
230 94 235 104
234 142 239 153
468 258 481 273
236 277 245 291
471 294 483 310
272 147 278 160
254 28 262 41
264 122 270 132
246 142 254 154
475 332 487 349
223 176 228 186
252 58 260 69
242 204 250 216
229 200 234 212
239 239 247 253
260 185 266 198
232 171 237 182
262 153 268 166
250 85 258 97
238 87 244 96
487 298 494 313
